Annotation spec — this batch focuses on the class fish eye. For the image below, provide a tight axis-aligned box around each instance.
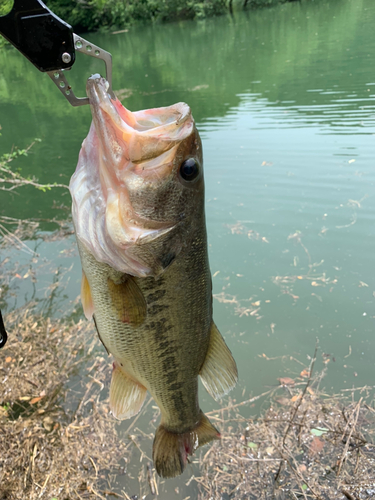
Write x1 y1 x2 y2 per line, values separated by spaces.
179 158 200 182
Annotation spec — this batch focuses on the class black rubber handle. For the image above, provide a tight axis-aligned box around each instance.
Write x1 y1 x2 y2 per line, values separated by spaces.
0 0 75 72
0 310 8 348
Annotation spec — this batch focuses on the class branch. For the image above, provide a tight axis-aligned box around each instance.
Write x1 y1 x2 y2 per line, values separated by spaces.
0 140 69 192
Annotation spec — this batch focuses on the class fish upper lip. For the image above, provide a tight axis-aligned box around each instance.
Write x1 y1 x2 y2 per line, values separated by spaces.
87 74 110 105
86 74 124 132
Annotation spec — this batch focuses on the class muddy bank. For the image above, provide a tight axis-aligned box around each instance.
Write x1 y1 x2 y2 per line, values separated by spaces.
1 306 374 499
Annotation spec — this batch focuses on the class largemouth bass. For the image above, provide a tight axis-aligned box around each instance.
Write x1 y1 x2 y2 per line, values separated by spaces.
69 75 238 478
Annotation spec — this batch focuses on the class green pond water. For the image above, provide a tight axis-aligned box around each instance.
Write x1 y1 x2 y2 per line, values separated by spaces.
1 0 375 495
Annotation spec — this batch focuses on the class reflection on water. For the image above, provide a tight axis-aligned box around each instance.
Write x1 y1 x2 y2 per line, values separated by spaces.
1 0 375 496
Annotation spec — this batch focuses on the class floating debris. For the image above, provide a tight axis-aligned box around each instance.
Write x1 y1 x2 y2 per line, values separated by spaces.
195 367 375 500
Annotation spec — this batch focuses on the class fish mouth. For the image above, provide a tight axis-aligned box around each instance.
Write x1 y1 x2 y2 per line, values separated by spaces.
87 74 193 165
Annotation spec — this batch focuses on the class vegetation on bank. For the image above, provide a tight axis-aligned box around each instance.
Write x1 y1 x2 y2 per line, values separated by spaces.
43 0 291 33
0 140 68 193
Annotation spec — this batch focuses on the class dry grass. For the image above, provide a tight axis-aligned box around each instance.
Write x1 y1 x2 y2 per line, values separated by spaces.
0 307 130 500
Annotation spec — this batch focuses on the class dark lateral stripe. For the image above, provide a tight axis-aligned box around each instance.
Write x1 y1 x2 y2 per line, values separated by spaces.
146 289 166 304
148 303 169 316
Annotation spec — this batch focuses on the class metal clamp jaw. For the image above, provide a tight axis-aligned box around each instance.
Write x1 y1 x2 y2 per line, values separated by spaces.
47 34 113 107
0 0 113 106
0 310 8 349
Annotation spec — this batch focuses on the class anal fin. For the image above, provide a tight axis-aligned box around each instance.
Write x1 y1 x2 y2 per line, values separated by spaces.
110 362 147 420
199 322 238 401
81 271 94 320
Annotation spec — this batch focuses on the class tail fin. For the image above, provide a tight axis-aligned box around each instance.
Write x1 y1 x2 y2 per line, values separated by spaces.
152 411 220 478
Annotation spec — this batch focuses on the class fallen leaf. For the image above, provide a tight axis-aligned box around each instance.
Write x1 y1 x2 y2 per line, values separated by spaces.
248 442 258 449
0 407 8 417
19 396 31 401
265 446 274 455
43 416 54 432
311 427 328 437
307 387 315 395
300 369 310 378
30 397 43 405
309 436 325 455
278 377 295 386
252 301 261 306
311 281 319 286
15 273 22 279
291 394 301 402
298 464 307 472
276 397 291 406
5 357 12 363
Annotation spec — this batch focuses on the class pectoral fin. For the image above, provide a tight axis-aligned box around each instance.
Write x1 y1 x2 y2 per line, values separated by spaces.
81 271 94 320
107 275 147 327
199 322 238 401
110 362 147 420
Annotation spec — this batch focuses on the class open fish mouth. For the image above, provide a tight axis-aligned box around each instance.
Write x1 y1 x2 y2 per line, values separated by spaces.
87 74 193 165
70 75 198 277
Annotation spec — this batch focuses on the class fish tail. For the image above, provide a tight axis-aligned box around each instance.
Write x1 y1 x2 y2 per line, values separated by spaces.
152 410 220 478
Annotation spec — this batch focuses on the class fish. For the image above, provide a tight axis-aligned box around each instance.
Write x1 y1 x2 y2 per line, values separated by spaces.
69 74 238 478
